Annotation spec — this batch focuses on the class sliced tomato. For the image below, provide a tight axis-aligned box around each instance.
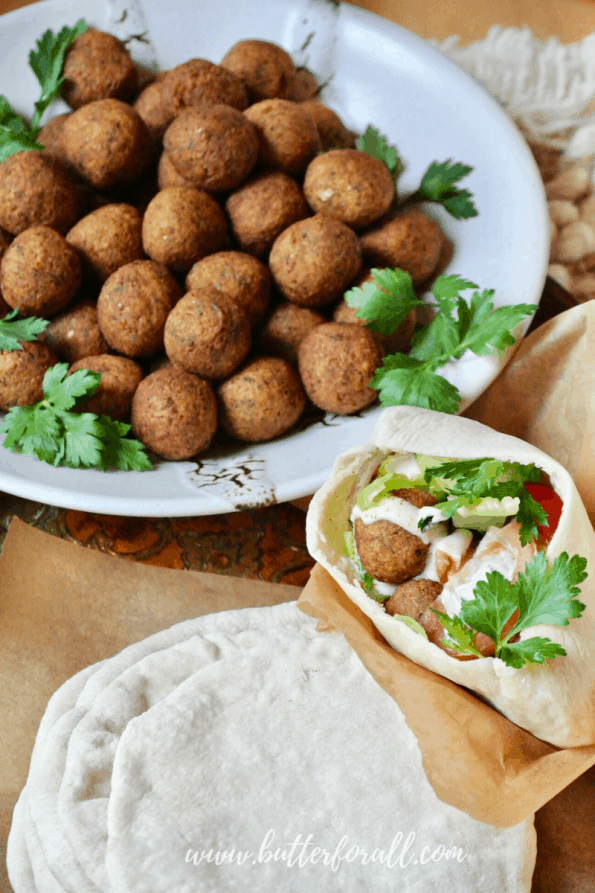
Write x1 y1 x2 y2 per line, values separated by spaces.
523 483 563 544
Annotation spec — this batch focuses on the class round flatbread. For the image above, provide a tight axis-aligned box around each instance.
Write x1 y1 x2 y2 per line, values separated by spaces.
104 613 535 892
8 602 536 893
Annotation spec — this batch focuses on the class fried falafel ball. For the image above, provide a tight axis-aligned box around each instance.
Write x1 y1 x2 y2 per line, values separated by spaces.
185 251 270 324
66 203 144 281
333 269 416 354
163 59 248 115
62 99 152 191
269 214 361 307
40 299 108 363
0 227 11 316
68 353 143 419
286 69 319 102
164 288 251 379
354 489 439 584
157 151 193 189
0 226 81 316
218 356 306 442
419 598 495 661
298 322 382 414
0 151 80 235
359 207 444 286
220 39 298 103
225 170 310 258
304 149 394 229
244 99 321 176
37 113 71 164
384 579 444 620
131 366 218 460
163 105 259 194
61 28 138 109
258 303 326 365
0 227 11 261
142 187 228 273
0 341 59 410
133 75 174 144
300 101 355 151
97 259 181 357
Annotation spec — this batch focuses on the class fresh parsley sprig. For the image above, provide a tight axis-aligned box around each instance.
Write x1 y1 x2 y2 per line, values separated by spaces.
356 129 476 219
344 267 423 336
413 160 478 219
434 551 587 668
356 126 403 181
0 20 87 163
421 457 546 545
0 363 151 471
367 273 536 415
0 309 49 351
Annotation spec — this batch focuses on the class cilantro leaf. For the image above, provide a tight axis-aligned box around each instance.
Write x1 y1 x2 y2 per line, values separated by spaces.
516 487 549 546
0 20 87 162
43 364 101 411
509 551 587 635
434 551 587 669
432 274 479 304
431 610 483 658
459 571 517 643
0 361 151 471
29 20 87 129
423 457 547 543
0 97 42 162
419 159 478 219
344 267 422 336
0 309 49 351
498 638 567 669
371 353 461 414
356 125 403 180
97 416 153 471
370 272 535 415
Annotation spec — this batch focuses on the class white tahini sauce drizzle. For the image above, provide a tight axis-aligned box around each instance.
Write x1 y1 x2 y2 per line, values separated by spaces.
439 530 519 617
352 500 449 544
415 529 474 582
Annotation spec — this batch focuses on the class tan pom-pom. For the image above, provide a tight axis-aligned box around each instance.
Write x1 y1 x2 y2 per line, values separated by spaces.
545 163 592 202
547 264 572 292
551 220 595 262
570 273 595 303
548 200 579 227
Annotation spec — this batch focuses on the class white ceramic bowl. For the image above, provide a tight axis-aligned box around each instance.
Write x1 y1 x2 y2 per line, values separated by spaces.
0 0 549 515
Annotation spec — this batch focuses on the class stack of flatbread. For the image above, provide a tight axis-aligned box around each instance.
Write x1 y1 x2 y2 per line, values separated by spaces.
8 601 535 892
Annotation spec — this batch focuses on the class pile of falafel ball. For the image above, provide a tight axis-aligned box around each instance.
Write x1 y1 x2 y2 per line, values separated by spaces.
0 29 447 461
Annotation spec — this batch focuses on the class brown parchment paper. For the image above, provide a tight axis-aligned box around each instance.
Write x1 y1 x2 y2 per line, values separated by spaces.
465 301 595 524
0 517 300 893
298 565 595 826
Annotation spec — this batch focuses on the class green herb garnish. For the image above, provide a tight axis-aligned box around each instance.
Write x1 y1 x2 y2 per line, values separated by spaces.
415 160 478 219
366 273 536 415
0 20 87 163
356 125 403 181
421 457 546 546
344 267 423 336
0 309 48 351
0 363 151 471
434 551 587 668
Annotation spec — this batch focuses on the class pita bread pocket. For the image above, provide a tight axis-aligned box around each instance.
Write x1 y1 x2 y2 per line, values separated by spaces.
305 406 595 751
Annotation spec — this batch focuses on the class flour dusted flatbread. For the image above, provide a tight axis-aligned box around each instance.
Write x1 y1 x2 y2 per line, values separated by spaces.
8 602 536 893
307 406 595 747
